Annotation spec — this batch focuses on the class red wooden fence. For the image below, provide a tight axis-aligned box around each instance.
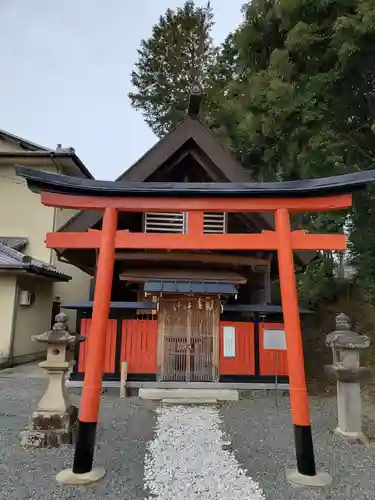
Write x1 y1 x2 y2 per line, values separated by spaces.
121 319 158 373
77 318 287 378
78 319 117 373
259 322 288 376
219 322 255 375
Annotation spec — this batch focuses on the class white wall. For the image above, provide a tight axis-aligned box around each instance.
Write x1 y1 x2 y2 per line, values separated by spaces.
12 276 53 361
0 275 16 365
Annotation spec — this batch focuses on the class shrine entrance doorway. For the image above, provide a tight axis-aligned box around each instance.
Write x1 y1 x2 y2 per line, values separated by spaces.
158 297 219 382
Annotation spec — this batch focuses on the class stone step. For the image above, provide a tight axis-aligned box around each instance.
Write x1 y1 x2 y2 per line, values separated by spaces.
138 388 239 401
162 398 218 405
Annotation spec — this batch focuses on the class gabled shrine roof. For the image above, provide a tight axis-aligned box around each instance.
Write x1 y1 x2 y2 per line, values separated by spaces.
54 112 273 234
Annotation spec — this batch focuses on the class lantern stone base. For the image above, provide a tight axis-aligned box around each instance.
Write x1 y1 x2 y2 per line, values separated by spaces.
20 405 78 448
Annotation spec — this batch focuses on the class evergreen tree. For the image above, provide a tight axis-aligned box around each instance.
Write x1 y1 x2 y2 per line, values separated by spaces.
213 0 375 184
129 1 217 138
210 0 375 298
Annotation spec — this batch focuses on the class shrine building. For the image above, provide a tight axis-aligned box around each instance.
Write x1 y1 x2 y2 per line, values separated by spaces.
56 87 299 388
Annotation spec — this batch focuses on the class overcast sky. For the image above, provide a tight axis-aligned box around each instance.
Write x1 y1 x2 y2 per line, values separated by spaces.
0 1 245 180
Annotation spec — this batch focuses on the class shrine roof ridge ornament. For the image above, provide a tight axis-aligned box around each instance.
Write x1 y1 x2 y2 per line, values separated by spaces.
16 165 375 199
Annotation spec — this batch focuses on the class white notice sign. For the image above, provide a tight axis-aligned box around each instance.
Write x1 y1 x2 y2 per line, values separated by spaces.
223 326 236 357
263 328 287 350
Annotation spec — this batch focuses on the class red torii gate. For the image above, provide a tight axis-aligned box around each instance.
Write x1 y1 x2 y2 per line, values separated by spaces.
16 166 375 486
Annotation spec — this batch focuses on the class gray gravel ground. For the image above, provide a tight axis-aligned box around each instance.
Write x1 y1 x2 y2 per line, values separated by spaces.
1 375 375 499
220 394 375 500
0 378 156 500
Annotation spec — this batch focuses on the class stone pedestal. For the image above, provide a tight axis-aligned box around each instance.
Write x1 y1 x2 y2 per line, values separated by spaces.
20 313 84 448
325 313 372 444
21 405 78 448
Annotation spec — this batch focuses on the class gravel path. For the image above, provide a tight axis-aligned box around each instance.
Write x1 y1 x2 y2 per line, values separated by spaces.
220 394 375 500
145 405 265 499
0 378 155 500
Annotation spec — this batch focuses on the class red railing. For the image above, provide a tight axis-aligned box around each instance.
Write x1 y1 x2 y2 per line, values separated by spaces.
78 319 117 373
121 319 158 373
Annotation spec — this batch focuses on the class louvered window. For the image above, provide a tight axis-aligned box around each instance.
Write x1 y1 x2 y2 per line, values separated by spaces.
144 212 227 234
144 212 187 233
203 212 227 234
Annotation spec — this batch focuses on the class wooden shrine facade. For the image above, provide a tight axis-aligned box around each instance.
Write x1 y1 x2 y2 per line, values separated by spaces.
68 309 288 384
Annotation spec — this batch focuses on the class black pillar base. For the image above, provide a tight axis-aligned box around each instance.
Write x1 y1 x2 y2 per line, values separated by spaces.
72 421 97 474
294 424 316 476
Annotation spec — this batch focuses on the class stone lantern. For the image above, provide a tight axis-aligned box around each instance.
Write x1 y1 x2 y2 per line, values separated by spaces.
20 313 85 448
325 313 372 444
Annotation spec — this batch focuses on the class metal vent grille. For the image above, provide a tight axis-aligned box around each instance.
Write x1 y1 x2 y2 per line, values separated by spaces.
203 212 227 234
144 212 227 234
144 212 186 233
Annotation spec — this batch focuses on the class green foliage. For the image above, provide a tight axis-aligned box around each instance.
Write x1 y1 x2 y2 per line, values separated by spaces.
272 258 348 308
212 0 375 186
296 260 348 308
348 188 375 300
129 1 216 138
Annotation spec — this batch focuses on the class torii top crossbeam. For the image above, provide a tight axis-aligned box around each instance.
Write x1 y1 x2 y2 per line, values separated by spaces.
15 166 375 253
17 165 375 197
16 164 375 482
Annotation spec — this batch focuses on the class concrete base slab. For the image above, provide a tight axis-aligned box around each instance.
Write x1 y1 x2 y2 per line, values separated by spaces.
286 468 332 488
56 467 106 485
334 428 370 446
68 380 290 391
162 398 217 405
139 388 239 401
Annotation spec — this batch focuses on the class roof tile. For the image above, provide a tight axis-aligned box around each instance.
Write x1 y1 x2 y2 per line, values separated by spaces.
0 242 70 281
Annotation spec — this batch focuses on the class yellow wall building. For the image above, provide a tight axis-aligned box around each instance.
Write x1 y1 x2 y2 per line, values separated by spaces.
0 130 92 368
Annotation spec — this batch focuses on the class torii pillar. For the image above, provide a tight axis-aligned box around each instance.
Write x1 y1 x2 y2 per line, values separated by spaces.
16 165 375 487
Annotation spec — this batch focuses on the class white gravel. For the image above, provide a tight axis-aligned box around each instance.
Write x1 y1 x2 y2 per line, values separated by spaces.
144 405 265 500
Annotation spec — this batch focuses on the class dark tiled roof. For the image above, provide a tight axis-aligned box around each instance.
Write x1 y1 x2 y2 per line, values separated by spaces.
0 242 71 281
0 128 94 179
223 304 313 314
61 301 156 310
0 237 28 251
144 281 238 294
0 128 50 152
